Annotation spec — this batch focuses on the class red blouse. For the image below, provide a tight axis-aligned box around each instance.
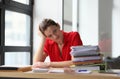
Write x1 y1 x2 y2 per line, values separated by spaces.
44 31 83 62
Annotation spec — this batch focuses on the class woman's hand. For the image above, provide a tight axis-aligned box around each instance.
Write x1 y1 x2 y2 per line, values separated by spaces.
38 27 46 39
32 62 50 68
38 30 45 38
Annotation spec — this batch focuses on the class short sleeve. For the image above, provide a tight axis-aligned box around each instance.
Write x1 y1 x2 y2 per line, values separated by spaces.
71 32 83 46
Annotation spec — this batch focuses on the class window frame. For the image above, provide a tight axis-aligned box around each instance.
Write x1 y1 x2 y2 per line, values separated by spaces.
0 0 33 65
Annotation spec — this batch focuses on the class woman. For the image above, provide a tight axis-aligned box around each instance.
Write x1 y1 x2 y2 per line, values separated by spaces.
32 18 83 68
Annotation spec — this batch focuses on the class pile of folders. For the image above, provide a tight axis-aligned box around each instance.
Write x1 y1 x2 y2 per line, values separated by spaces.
70 45 103 66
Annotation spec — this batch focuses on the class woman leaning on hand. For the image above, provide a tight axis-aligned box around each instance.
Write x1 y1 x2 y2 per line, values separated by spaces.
32 18 83 68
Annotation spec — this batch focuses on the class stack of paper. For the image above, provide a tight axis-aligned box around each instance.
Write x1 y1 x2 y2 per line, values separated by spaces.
70 45 103 65
70 45 100 57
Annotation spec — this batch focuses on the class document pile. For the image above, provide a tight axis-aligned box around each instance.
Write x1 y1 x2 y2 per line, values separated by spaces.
70 45 105 71
70 45 103 65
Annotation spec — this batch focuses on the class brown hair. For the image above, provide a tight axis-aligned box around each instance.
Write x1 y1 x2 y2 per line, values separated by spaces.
39 18 58 35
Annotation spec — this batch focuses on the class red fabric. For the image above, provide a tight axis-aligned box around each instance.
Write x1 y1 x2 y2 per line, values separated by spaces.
44 31 83 62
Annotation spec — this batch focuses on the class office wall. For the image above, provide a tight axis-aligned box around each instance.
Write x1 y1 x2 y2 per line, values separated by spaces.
79 0 98 45
33 0 62 60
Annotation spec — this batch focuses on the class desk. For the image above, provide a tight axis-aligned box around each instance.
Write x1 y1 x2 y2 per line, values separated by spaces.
0 71 120 79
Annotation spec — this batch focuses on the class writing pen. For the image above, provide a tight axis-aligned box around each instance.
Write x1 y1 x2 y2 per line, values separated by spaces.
75 69 92 73
78 70 87 72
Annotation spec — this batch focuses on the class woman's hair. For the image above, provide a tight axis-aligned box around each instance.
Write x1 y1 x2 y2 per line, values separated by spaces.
39 18 58 35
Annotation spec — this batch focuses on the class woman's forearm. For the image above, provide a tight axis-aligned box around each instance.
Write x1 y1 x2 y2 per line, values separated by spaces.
33 37 46 63
32 61 73 68
49 61 73 68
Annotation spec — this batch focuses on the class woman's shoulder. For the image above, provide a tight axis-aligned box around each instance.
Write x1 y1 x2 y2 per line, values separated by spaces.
65 31 79 36
70 31 79 34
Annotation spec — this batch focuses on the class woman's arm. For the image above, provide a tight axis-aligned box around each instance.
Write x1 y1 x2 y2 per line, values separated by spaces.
32 29 49 68
33 29 47 63
49 60 73 68
32 60 73 68
33 38 46 63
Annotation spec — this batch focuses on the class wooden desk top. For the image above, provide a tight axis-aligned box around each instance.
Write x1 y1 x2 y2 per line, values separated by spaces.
0 71 120 79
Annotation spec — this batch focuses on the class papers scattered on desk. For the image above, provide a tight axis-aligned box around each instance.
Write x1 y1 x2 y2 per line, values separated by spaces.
99 69 120 76
32 68 49 73
32 68 64 73
48 68 64 73
110 69 120 73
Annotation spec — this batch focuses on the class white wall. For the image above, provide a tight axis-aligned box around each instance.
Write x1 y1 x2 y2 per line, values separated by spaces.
79 0 98 45
63 0 98 45
33 0 62 57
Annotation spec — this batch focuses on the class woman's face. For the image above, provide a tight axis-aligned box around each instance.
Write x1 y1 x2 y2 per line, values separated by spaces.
44 25 63 43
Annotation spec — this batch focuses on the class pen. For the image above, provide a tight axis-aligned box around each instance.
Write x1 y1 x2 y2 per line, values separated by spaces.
76 69 92 73
78 70 87 72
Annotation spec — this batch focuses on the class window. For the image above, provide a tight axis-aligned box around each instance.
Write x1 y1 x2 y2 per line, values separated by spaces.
0 0 33 65
63 0 72 32
13 0 29 5
5 10 30 46
5 52 30 65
